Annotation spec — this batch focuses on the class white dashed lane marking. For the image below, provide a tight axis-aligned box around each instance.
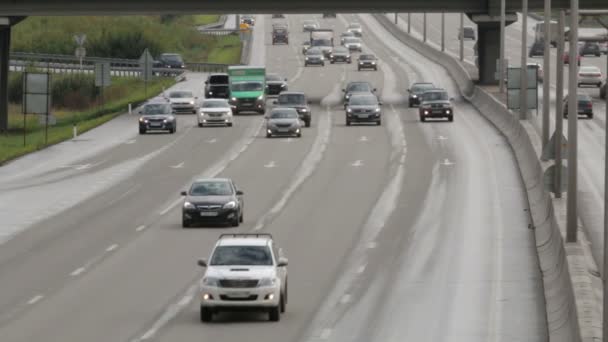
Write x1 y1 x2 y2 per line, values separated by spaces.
27 295 44 305
70 267 86 276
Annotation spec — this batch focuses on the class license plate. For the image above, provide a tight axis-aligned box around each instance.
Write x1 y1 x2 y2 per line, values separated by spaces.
432 110 443 114
150 123 161 127
278 128 289 133
357 114 369 119
242 103 253 107
228 292 250 298
200 212 218 217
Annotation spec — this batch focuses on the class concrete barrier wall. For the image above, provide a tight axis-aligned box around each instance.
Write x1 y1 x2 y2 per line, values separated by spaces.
372 14 582 342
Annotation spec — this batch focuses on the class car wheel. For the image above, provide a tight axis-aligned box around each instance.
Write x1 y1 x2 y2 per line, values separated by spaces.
182 217 191 228
376 120 381 126
266 132 272 138
231 215 239 227
346 119 351 126
357 67 361 71
305 119 311 128
280 294 286 313
297 132 302 138
374 67 378 71
589 113 594 119
233 110 239 115
227 122 233 127
240 211 244 223
448 115 454 122
420 115 426 122
599 83 602 88
269 305 280 322
139 128 146 134
198 123 203 127
200 307 212 322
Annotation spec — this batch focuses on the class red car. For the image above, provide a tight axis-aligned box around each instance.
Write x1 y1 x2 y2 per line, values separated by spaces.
562 51 581 66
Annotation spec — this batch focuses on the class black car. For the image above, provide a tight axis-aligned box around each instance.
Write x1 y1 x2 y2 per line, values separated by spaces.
266 74 288 95
138 102 177 134
330 47 351 64
154 53 185 69
272 14 285 18
563 94 594 118
304 48 325 67
343 81 376 103
272 25 289 45
181 178 244 228
579 42 601 57
274 92 312 127
204 73 230 99
407 82 435 107
358 54 378 71
458 26 476 40
345 93 382 126
418 89 454 122
322 13 337 18
528 41 544 57
241 16 255 26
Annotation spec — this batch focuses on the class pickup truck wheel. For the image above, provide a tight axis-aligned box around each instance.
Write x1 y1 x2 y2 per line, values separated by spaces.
198 123 203 127
139 128 146 134
305 119 311 127
269 306 280 322
280 294 286 313
448 115 454 122
200 307 212 322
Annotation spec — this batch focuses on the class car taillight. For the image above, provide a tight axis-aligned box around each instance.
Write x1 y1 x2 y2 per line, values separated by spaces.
588 103 593 108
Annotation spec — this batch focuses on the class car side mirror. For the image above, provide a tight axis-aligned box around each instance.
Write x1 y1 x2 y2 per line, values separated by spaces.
373 88 377 92
272 100 278 105
204 81 208 84
277 257 288 267
236 190 244 195
181 191 187 196
197 259 207 267
342 89 345 92
379 102 383 105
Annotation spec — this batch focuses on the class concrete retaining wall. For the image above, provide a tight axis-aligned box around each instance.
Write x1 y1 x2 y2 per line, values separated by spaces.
373 13 590 342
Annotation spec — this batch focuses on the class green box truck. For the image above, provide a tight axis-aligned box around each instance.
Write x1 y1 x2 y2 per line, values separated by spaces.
228 66 266 114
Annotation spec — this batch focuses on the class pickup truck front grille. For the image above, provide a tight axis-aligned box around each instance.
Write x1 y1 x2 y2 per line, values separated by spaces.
219 279 259 288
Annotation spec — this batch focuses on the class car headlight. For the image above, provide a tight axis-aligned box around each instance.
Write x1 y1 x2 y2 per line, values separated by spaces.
305 57 309 60
330 54 334 58
412 94 417 98
184 201 195 209
347 108 352 113
223 201 237 209
345 94 351 99
371 61 376 64
375 108 381 112
208 91 213 95
299 108 308 112
189 101 195 105
139 117 147 123
258 278 277 287
202 277 220 287
281 84 286 88
163 119 168 123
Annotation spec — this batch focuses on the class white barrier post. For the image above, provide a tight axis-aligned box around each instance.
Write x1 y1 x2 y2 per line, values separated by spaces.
72 124 77 139
128 103 132 115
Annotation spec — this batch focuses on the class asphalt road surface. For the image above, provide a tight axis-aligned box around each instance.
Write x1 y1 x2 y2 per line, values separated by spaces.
0 14 547 342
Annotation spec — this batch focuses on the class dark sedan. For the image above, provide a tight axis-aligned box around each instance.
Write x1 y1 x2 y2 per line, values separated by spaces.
407 82 435 107
181 178 244 228
266 74 288 95
330 47 351 64
357 54 378 71
418 89 454 122
138 102 177 134
345 93 382 126
563 94 594 119
343 81 376 103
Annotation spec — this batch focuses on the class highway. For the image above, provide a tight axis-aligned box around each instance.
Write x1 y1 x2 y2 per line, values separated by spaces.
0 13 547 342
402 12 608 269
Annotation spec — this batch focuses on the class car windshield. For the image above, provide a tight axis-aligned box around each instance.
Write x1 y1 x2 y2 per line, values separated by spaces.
303 20 315 26
423 92 449 101
347 83 371 92
580 67 598 73
303 41 310 46
232 82 264 91
360 54 375 60
210 246 273 266
189 181 233 196
412 83 435 92
202 101 228 108
169 91 192 98
162 54 183 62
143 104 171 115
333 48 348 54
278 94 306 105
350 96 377 106
341 32 354 37
209 75 229 84
307 49 322 56
349 24 361 29
344 38 360 44
270 110 298 119
267 74 282 81
312 39 332 46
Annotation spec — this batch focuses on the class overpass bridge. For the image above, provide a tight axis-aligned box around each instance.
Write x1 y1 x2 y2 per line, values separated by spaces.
0 0 606 131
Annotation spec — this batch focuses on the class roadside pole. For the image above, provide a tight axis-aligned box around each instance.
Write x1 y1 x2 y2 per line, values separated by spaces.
555 11 565 199
520 0 529 120
408 13 411 34
499 0 506 92
542 0 552 148
460 13 464 61
423 13 427 43
394 13 398 25
441 13 445 52
566 0 579 243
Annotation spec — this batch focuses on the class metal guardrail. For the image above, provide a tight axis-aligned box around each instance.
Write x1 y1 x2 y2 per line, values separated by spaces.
198 29 240 36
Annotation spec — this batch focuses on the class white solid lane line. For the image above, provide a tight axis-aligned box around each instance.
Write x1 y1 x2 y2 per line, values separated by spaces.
351 160 364 167
169 162 184 169
70 267 86 277
264 161 278 168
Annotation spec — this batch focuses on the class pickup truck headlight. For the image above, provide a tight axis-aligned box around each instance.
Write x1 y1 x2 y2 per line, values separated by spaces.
258 278 277 287
375 108 381 112
223 201 237 209
203 277 220 287
183 201 195 209
346 108 352 113
299 108 308 112
189 101 195 105
257 95 264 100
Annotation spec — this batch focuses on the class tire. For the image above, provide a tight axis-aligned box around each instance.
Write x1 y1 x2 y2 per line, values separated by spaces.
448 115 454 122
297 132 302 138
280 294 286 313
266 132 272 138
227 122 233 127
240 211 244 223
599 83 602 88
376 120 381 126
269 306 280 322
420 115 425 122
200 307 212 322
198 123 203 127
233 110 239 115
346 119 351 126
408 101 413 108
304 119 311 127
589 113 594 119
139 128 146 134
231 215 239 227
182 218 190 228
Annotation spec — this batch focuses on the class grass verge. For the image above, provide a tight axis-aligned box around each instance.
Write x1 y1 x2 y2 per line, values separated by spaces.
193 15 222 26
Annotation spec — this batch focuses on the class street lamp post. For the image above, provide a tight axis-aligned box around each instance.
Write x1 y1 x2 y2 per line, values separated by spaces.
542 0 552 149
520 0 529 120
555 11 565 199
499 0 506 93
566 0 579 243
460 13 464 61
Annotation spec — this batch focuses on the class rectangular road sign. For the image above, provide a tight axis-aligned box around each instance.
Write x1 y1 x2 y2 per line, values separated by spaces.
23 72 51 115
95 62 111 87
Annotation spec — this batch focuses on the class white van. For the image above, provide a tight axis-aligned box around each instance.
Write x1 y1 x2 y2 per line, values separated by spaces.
534 21 559 47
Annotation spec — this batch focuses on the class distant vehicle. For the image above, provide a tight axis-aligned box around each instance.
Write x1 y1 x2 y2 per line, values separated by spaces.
272 26 289 45
310 29 334 57
272 14 285 19
304 47 325 67
266 74 288 95
577 66 603 87
579 42 601 57
407 82 435 107
340 31 356 45
345 93 382 126
167 90 197 114
228 66 266 114
154 53 185 69
600 82 606 99
418 89 454 122
347 23 363 37
198 99 233 127
302 41 311 54
138 102 177 134
266 108 302 138
528 63 544 83
357 54 378 71
562 50 581 66
197 233 288 322
343 37 362 52
599 42 608 55
342 81 376 103
302 20 319 32
330 47 352 64
528 41 544 57
204 73 230 99
322 13 337 18
181 178 244 227
458 26 476 40
241 15 255 26
563 94 593 119
534 21 559 46
274 92 312 127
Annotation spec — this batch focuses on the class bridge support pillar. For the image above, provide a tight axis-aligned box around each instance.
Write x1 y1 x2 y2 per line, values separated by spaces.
0 25 9 133
470 13 516 85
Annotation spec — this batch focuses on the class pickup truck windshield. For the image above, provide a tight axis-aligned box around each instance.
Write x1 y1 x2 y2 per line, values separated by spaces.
210 246 273 266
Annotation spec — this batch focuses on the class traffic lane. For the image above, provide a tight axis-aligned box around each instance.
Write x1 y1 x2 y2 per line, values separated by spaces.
156 84 398 342
0 114 263 327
